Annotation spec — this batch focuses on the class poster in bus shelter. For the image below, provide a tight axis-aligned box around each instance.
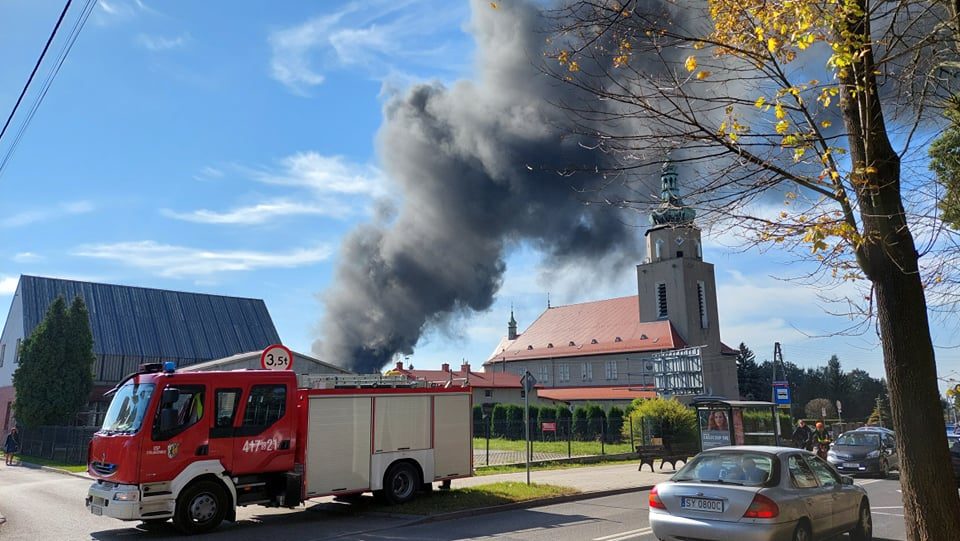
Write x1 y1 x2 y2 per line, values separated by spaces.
699 409 731 449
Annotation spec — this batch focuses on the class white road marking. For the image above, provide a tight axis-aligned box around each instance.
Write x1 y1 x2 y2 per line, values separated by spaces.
872 511 905 517
593 527 653 541
856 479 882 486
871 506 904 510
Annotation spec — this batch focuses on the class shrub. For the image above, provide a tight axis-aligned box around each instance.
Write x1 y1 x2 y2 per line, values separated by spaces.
491 404 508 438
505 404 525 440
623 397 697 447
573 406 590 440
607 406 625 443
587 405 606 440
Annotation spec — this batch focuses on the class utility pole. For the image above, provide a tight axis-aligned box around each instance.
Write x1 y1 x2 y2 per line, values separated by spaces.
772 342 784 445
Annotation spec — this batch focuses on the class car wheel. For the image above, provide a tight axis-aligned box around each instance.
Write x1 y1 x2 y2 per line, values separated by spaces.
850 500 873 541
173 480 228 534
792 521 812 541
383 462 419 505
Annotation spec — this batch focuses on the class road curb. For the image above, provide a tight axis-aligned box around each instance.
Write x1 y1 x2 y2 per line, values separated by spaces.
405 484 653 525
16 461 92 481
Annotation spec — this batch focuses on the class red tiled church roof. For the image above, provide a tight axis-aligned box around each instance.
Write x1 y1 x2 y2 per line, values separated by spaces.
388 362 532 389
485 296 686 364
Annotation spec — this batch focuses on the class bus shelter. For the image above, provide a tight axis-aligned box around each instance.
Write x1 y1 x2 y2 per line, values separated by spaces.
691 398 783 452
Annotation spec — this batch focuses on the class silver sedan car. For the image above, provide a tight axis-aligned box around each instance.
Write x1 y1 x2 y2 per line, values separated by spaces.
649 446 872 541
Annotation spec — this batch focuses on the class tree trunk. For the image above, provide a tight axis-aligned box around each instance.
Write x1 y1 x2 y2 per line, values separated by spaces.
836 2 960 539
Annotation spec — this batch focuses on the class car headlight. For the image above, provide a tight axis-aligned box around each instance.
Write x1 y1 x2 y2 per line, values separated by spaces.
866 450 880 459
827 451 837 459
113 491 139 502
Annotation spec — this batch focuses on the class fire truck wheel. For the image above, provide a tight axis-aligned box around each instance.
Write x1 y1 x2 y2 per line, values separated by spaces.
383 462 419 505
174 480 227 534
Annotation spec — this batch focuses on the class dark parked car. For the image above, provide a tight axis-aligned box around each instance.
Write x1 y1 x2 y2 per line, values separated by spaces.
827 430 898 478
948 434 960 484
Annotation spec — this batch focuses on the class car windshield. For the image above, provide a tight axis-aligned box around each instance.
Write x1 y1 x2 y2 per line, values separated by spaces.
100 383 156 434
836 433 880 446
673 452 773 486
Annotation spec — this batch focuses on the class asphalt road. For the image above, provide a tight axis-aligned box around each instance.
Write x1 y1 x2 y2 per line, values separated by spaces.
0 465 927 541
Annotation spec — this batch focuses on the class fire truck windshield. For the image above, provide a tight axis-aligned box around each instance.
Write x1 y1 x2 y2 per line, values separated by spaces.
100 383 156 434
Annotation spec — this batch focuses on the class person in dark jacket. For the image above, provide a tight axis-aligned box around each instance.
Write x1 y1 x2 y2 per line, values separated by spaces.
4 427 20 466
792 419 813 450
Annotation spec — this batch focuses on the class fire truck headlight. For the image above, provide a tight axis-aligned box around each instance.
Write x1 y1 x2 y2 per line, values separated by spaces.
113 491 139 502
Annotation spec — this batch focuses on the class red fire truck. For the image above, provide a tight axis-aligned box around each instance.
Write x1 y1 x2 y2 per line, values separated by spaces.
84 359 472 534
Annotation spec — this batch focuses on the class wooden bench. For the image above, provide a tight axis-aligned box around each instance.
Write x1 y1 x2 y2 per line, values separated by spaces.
636 444 695 472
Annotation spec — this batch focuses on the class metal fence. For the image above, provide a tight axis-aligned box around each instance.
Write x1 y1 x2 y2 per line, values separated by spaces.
16 425 98 465
471 417 643 466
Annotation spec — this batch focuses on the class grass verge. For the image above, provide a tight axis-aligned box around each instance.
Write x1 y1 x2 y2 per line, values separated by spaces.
475 457 638 476
473 437 634 455
1 452 88 473
368 482 578 515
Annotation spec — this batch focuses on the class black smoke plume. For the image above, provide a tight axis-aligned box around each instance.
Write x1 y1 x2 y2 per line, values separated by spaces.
314 0 651 372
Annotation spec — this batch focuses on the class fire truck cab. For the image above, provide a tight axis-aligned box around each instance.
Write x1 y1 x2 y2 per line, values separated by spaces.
85 361 472 534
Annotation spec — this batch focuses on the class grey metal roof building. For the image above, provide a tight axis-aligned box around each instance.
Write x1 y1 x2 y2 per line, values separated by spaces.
0 275 282 385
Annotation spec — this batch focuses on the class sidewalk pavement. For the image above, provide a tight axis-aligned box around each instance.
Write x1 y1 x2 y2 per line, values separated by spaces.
454 461 678 494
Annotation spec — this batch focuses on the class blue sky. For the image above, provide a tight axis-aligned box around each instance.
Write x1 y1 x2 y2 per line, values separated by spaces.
1 0 958 397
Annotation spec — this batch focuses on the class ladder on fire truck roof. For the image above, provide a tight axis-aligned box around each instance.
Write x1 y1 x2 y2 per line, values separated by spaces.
298 373 427 389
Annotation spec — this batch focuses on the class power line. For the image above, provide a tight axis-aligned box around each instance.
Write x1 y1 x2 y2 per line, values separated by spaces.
0 0 96 179
0 0 73 144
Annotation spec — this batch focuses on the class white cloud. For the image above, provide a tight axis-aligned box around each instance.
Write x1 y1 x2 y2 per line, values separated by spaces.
72 240 332 278
95 0 157 23
253 152 384 196
12 252 43 263
1 200 95 228
161 199 350 225
0 276 18 295
268 1 468 94
193 166 224 181
136 33 188 51
167 153 384 227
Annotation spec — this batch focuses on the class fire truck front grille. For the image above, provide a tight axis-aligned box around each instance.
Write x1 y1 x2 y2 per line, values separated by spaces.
91 462 117 476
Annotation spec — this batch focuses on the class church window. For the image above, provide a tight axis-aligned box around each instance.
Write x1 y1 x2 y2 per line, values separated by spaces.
559 364 570 382
14 338 21 364
538 365 549 383
654 239 663 260
698 281 708 329
696 241 702 259
581 362 593 381
656 283 668 319
605 361 618 380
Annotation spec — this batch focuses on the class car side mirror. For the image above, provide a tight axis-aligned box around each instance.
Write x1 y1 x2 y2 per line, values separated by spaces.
841 476 854 486
161 388 180 405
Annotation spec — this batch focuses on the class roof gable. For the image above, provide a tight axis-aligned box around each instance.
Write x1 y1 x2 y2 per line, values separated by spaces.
487 295 685 362
18 275 280 363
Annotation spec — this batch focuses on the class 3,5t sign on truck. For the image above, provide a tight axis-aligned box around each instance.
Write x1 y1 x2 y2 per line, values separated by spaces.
85 350 472 534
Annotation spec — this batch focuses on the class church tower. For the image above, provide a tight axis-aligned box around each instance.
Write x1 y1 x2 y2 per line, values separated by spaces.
637 159 737 397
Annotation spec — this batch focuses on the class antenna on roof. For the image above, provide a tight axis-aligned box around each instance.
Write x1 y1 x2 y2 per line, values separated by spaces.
547 292 551 309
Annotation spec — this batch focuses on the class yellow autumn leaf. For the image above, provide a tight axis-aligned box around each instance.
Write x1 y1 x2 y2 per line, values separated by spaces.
775 103 786 120
685 55 697 72
820 120 832 128
568 61 580 72
490 2 498 8
865 166 877 174
754 96 766 108
775 120 789 134
767 37 778 53
696 70 711 80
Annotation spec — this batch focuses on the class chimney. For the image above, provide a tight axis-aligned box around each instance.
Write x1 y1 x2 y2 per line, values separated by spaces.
395 361 404 371
442 363 450 372
461 362 470 373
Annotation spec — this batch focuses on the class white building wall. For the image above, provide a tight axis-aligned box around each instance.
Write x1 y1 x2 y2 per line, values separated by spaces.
0 282 25 388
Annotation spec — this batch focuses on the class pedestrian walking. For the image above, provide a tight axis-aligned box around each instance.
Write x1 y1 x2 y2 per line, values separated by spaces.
4 427 20 465
792 419 812 450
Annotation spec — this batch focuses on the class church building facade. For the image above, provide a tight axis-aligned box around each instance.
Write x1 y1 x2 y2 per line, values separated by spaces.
484 160 740 400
